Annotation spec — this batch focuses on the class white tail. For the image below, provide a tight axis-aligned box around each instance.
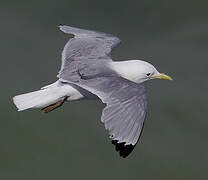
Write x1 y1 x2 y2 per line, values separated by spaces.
13 81 69 111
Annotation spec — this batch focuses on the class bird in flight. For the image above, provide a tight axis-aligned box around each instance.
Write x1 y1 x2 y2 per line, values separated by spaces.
13 25 172 158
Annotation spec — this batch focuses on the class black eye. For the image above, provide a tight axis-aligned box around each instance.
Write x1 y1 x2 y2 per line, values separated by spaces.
146 73 151 77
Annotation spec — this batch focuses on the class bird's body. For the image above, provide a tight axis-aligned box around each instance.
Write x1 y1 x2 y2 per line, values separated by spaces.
13 25 172 157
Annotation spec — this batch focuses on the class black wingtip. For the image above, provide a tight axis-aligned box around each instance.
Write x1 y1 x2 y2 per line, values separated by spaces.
112 140 135 158
58 24 64 27
57 24 66 29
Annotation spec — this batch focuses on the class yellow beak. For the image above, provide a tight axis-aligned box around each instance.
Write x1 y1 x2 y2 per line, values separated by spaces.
154 73 173 80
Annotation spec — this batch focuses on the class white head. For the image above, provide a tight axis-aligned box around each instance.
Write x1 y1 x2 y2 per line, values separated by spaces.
111 60 172 84
133 60 173 83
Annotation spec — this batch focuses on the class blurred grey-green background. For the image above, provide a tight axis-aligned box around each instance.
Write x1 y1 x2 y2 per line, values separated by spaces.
1 0 208 179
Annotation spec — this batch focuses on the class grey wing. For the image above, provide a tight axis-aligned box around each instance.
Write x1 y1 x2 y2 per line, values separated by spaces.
58 25 121 81
70 76 147 158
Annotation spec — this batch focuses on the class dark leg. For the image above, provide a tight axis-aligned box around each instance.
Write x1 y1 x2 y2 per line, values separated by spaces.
41 97 68 113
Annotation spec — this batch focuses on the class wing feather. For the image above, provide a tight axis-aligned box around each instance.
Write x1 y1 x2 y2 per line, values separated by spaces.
57 26 147 158
62 76 148 158
58 25 121 81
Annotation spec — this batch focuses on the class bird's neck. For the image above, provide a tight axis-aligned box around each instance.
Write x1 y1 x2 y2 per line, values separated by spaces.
109 60 143 83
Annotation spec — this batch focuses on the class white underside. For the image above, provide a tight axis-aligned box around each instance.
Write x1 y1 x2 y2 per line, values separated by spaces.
13 80 84 111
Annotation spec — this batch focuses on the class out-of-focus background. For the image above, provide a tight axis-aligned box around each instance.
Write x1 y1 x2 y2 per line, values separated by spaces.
1 0 208 179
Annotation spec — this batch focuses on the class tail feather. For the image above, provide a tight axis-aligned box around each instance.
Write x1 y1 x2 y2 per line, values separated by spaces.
13 81 68 111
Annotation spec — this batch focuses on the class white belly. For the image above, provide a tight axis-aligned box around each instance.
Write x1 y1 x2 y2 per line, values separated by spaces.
65 85 85 101
42 80 85 101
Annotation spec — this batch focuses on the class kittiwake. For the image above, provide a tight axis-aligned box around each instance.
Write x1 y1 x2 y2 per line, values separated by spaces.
13 25 172 158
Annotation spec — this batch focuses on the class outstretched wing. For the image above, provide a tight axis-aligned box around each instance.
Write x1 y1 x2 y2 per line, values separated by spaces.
58 25 121 80
57 26 147 157
61 76 147 158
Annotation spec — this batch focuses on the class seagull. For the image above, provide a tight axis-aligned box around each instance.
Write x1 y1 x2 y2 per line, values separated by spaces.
13 25 172 158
